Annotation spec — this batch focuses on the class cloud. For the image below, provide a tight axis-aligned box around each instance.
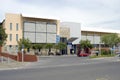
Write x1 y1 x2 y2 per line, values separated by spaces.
0 0 120 30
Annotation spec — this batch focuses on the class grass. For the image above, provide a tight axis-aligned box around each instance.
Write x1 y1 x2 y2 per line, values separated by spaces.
89 54 116 59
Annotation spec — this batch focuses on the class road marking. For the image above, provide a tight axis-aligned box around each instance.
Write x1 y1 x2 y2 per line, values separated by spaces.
96 78 109 80
96 75 110 80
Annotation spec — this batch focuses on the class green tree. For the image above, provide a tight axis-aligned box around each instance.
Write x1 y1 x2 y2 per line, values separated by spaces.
54 42 66 53
35 44 43 52
0 25 7 46
17 38 31 51
101 33 120 48
79 40 93 53
80 40 93 49
32 44 43 55
45 43 54 55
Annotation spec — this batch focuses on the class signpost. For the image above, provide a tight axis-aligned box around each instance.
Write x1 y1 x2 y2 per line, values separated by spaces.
8 45 12 63
22 44 24 62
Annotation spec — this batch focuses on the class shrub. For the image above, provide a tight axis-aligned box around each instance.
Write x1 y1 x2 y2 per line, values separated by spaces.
101 49 111 55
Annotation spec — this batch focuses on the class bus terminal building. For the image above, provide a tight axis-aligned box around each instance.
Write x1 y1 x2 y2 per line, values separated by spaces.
1 13 120 55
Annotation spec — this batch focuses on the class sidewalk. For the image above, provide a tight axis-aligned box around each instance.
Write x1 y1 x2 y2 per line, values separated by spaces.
39 54 77 57
90 56 120 61
0 61 31 71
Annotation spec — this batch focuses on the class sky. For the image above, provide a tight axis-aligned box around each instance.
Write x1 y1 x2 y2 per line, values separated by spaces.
0 0 120 30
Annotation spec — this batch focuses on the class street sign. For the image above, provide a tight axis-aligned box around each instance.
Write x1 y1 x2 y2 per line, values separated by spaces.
67 42 72 49
56 35 60 43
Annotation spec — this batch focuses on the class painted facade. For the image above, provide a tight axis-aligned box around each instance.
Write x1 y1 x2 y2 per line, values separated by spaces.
2 13 60 53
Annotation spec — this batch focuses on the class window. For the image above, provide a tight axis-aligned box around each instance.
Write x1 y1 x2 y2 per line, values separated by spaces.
9 34 12 41
10 23 12 30
16 34 18 41
16 23 19 31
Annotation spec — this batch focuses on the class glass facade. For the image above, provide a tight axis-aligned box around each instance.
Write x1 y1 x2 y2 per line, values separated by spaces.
47 24 56 33
23 21 57 43
24 22 35 32
36 33 46 43
81 32 101 44
36 23 46 32
87 33 94 44
24 32 35 43
94 34 100 44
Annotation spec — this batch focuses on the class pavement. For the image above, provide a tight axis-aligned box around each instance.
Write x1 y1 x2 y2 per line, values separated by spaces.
0 55 120 80
0 57 31 70
0 62 31 70
0 55 120 70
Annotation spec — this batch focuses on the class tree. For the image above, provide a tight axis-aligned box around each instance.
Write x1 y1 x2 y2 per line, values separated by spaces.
32 44 43 55
54 42 67 54
45 43 54 55
17 38 31 51
101 33 120 48
79 40 93 54
80 40 93 49
0 25 7 46
34 44 43 52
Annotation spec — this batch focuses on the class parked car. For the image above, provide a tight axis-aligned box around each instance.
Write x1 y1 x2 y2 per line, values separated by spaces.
77 50 90 57
56 52 62 56
78 53 89 57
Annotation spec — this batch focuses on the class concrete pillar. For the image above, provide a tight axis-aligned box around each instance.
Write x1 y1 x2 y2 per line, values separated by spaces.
67 47 70 55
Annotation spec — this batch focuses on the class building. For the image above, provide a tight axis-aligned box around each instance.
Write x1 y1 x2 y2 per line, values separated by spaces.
60 22 120 54
59 27 70 55
1 13 120 55
1 13 60 53
60 27 70 40
81 27 120 48
60 22 81 54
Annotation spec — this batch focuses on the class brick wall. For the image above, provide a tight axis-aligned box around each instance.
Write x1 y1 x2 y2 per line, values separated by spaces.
17 52 38 62
0 52 38 62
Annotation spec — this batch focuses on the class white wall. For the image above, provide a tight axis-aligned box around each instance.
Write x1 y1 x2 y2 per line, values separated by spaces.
61 22 81 44
61 22 81 38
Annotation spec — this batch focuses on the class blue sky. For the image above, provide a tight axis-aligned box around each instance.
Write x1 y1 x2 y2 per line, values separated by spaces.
0 0 120 30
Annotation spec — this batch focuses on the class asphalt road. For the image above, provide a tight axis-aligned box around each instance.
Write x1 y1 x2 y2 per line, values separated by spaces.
0 56 120 80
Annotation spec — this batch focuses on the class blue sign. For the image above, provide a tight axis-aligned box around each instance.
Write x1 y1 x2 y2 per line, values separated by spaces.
56 35 60 43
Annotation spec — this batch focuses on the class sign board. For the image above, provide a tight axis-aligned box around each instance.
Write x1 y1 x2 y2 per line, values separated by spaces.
56 35 60 43
67 42 72 49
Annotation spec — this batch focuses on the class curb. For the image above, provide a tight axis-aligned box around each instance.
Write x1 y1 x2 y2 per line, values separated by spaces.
39 55 77 58
0 62 32 71
90 57 114 60
0 66 23 71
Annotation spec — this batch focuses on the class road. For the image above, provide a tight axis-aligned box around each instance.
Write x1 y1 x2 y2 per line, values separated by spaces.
0 56 120 80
